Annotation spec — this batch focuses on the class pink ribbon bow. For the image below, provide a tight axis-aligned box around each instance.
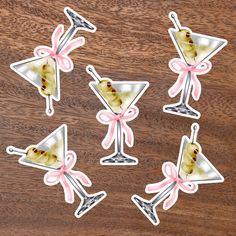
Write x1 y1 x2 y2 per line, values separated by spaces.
168 58 212 101
44 151 91 204
34 24 85 72
96 106 139 149
145 162 198 210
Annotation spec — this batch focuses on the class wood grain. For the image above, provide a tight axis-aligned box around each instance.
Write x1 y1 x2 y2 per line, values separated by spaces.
0 0 236 235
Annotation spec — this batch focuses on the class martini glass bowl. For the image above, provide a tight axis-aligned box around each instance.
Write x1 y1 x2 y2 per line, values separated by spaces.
10 7 96 116
6 124 106 218
163 11 227 119
132 123 224 225
87 65 149 165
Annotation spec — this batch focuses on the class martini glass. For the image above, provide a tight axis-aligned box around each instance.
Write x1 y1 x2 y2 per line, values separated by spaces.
87 65 149 165
163 11 227 119
10 7 96 116
6 124 106 218
132 123 224 225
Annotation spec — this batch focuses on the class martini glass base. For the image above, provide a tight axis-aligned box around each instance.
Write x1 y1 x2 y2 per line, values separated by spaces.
100 152 138 165
132 195 159 225
75 191 107 218
163 103 200 119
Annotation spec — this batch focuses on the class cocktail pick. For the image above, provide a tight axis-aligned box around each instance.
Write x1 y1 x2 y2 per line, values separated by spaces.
132 123 224 225
163 11 227 119
87 65 149 165
6 124 107 219
10 7 96 116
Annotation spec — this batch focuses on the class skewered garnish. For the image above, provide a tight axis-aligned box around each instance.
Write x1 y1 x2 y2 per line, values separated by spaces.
26 147 57 166
40 64 56 96
97 80 123 108
176 29 197 60
181 142 200 175
30 62 56 96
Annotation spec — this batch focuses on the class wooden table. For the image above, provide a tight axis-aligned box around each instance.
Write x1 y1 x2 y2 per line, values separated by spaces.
0 0 235 235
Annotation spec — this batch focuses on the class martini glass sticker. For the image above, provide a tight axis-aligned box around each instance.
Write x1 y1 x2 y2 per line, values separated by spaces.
163 11 227 119
87 65 149 165
6 124 107 219
131 123 224 226
10 7 96 116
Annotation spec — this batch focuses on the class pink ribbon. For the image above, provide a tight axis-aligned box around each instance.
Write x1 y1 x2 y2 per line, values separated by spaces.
96 106 139 149
34 24 85 72
44 151 91 204
168 58 212 101
145 162 198 210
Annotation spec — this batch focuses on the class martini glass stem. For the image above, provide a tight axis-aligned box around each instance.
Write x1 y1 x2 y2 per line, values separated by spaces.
56 25 77 54
181 71 191 105
64 172 88 199
150 182 176 206
116 120 122 154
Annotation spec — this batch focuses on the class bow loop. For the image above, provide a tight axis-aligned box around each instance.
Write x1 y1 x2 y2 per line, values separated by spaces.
169 59 189 73
97 111 119 124
44 171 61 185
96 106 139 149
163 162 178 179
168 58 212 101
180 180 198 192
34 24 85 72
44 151 91 204
145 161 198 210
64 151 76 169
191 61 212 73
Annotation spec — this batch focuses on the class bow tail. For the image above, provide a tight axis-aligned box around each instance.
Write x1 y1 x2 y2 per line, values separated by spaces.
60 174 74 204
70 170 92 187
191 74 201 101
168 72 187 98
145 179 173 193
60 37 85 55
163 185 179 210
102 121 116 149
121 121 134 147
